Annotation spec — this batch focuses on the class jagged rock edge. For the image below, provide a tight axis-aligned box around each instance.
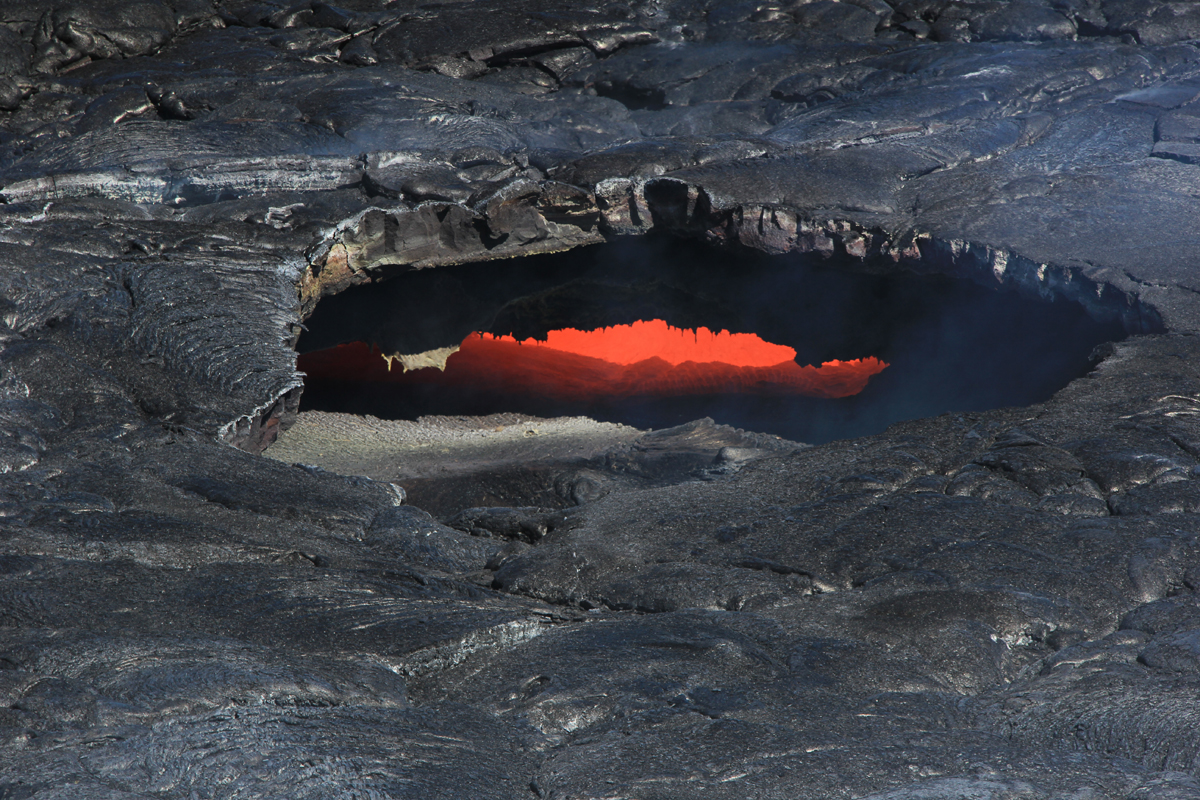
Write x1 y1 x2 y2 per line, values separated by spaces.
286 177 1163 430
261 176 1166 454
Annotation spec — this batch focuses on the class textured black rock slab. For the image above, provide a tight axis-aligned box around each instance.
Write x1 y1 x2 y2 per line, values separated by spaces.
2 1 1200 798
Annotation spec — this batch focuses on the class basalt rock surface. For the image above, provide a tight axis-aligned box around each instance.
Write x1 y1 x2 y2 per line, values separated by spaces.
3 1 1200 798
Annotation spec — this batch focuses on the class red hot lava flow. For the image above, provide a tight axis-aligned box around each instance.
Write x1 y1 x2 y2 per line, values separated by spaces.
299 319 889 401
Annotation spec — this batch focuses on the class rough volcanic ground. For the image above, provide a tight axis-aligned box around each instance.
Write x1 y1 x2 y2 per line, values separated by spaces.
4 1 1200 798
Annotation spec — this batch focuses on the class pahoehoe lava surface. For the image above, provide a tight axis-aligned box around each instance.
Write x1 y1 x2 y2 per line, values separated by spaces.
3 1 1200 798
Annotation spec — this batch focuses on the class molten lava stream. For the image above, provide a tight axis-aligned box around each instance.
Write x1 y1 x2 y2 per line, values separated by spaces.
298 320 889 402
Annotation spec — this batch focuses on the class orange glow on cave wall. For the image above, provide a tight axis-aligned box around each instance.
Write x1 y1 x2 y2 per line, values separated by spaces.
521 320 797 367
299 319 889 401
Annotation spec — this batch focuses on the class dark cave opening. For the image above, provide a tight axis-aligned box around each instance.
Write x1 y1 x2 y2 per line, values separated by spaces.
295 235 1139 445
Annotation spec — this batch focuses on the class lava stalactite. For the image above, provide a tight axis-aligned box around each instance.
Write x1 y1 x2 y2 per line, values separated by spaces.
299 321 889 401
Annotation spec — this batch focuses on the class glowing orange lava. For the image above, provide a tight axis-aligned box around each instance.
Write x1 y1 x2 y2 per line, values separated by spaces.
299 320 889 401
504 320 798 367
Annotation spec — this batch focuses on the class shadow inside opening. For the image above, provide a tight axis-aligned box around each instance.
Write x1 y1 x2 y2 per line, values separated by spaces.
296 236 1136 445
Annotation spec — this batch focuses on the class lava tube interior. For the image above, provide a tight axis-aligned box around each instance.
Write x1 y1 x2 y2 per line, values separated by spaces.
295 236 1138 444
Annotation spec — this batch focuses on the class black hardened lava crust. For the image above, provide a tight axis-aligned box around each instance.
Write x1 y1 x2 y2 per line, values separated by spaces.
3 2 1200 798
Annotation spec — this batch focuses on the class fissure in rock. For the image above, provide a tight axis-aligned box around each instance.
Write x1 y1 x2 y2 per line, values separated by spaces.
295 236 1139 444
